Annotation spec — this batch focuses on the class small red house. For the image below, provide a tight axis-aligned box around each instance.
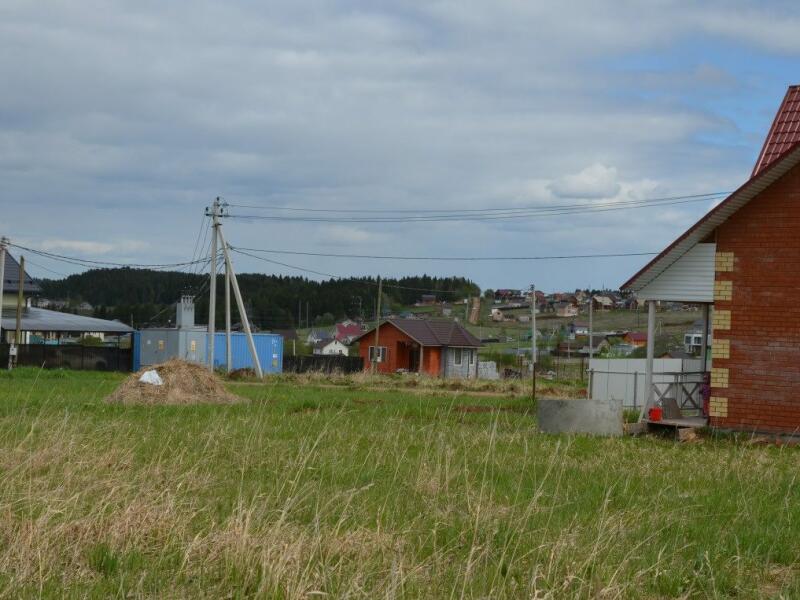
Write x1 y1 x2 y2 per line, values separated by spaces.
623 85 800 433
356 319 481 378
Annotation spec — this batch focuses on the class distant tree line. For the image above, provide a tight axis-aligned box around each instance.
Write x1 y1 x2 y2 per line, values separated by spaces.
38 268 480 330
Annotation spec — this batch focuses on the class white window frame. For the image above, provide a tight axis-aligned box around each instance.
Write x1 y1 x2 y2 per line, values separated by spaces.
453 348 463 366
369 346 387 363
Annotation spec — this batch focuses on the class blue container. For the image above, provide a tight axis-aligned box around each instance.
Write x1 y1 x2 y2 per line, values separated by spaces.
132 331 141 372
211 332 283 373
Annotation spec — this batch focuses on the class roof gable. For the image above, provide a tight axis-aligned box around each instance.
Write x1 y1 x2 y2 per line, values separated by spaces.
753 86 800 177
622 140 800 292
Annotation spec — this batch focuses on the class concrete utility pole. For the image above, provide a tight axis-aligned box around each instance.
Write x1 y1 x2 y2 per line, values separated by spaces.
217 226 263 378
14 255 24 367
588 295 594 361
225 247 232 374
530 284 537 403
371 276 382 374
0 237 6 369
207 198 221 371
0 236 6 339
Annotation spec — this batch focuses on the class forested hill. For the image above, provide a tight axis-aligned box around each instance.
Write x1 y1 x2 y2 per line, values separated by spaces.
38 268 480 330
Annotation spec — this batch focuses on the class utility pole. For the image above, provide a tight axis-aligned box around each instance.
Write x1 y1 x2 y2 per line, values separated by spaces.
13 255 24 368
371 276 382 374
217 226 263 378
588 295 594 361
206 198 220 371
530 284 537 403
0 237 6 348
225 246 232 374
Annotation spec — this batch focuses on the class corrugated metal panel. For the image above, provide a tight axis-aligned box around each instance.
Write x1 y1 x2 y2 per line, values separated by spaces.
212 333 283 373
636 243 715 302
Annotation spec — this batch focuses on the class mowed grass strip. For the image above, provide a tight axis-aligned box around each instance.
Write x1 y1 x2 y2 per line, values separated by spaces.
0 368 799 598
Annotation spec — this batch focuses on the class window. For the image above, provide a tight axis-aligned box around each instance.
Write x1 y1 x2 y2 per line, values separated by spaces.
369 346 387 363
453 348 463 366
469 349 476 365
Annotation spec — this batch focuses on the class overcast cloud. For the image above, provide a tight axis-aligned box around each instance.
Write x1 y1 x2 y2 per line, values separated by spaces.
1 1 799 291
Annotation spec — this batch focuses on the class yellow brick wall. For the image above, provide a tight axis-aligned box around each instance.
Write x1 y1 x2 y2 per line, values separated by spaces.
709 396 728 418
715 251 734 272
712 310 731 330
714 280 733 302
711 367 729 388
711 338 730 360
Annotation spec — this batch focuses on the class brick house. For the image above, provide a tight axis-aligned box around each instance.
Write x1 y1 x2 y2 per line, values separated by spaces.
622 84 800 433
356 319 481 378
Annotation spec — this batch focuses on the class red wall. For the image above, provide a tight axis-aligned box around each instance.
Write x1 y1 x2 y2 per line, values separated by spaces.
358 323 442 376
711 161 800 432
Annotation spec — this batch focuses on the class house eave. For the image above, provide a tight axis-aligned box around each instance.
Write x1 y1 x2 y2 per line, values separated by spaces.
622 141 800 293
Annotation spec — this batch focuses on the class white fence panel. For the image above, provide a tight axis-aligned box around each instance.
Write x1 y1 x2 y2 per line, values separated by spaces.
589 358 703 408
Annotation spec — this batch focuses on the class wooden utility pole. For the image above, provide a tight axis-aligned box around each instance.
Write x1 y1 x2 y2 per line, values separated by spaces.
371 276 382 374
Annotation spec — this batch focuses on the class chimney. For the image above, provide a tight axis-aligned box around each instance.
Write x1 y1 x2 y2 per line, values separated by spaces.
176 295 195 329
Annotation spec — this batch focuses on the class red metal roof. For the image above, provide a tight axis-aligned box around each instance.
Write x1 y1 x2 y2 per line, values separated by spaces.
752 85 800 177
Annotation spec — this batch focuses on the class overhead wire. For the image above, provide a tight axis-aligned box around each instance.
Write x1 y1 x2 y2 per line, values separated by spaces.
230 247 464 295
8 243 212 270
231 246 659 262
226 191 729 214
226 192 728 223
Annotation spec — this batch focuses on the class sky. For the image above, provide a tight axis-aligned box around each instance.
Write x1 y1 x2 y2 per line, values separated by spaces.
2 1 799 293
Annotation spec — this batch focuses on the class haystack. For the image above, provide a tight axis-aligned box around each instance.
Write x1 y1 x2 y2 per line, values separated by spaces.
107 359 241 405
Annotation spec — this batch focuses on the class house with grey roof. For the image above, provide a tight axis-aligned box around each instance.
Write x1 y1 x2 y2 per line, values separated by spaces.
355 318 481 378
1 251 133 344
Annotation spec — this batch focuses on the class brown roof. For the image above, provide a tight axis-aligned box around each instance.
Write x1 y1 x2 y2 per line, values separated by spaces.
753 85 800 177
357 318 481 347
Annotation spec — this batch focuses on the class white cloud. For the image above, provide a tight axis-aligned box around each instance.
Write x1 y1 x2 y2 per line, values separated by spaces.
548 164 622 200
1 0 797 289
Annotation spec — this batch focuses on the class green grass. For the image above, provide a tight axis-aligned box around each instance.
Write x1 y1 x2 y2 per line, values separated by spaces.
1 368 799 597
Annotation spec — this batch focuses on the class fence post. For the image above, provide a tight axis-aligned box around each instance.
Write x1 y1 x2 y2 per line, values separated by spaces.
633 372 638 409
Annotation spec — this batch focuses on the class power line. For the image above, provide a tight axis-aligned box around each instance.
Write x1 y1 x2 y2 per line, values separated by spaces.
8 243 212 270
227 191 729 214
232 246 659 262
230 247 464 295
227 192 728 223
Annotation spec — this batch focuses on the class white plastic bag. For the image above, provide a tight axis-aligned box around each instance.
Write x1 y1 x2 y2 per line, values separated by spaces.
139 370 163 386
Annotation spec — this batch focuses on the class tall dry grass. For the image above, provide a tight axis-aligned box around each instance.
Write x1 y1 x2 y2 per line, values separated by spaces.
0 369 799 597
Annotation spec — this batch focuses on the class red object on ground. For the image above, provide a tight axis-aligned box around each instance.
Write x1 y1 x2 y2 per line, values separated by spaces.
649 407 663 422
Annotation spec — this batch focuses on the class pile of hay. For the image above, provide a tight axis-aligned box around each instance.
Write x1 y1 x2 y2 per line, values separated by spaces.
107 359 241 405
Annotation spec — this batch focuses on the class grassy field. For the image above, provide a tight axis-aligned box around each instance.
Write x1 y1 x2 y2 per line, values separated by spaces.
1 369 800 598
